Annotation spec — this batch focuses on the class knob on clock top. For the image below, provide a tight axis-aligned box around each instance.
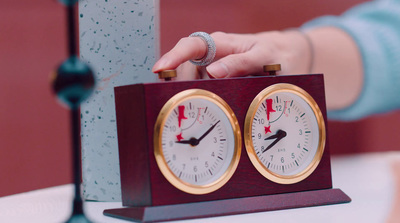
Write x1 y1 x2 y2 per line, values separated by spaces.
158 70 177 81
263 64 281 76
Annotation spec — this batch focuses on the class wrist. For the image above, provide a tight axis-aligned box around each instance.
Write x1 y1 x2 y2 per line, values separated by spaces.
282 29 314 75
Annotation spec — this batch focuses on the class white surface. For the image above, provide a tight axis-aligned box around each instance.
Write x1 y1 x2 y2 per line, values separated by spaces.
0 152 399 223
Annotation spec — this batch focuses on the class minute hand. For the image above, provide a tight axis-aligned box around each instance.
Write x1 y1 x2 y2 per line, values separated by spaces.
263 130 287 153
198 120 220 143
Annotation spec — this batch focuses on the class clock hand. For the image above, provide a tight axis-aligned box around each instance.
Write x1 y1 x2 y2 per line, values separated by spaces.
263 130 287 153
264 129 286 140
175 120 220 146
175 137 199 146
264 133 279 140
177 105 187 127
198 120 220 143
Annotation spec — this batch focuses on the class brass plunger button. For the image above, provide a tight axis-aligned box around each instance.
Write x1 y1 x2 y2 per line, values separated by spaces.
158 70 177 81
263 64 281 76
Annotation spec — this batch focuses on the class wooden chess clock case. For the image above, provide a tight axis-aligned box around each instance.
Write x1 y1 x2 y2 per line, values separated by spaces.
104 74 350 222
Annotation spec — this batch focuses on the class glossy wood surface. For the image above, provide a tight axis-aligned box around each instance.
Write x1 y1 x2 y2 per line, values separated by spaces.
104 188 350 222
114 74 333 207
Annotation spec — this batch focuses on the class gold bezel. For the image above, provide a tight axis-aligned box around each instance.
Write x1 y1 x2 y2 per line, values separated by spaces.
244 83 326 184
154 89 242 194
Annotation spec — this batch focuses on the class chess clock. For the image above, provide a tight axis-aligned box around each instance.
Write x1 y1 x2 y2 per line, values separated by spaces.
104 66 350 222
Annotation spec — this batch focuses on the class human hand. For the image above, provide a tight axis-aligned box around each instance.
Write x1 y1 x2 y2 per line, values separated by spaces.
152 31 312 80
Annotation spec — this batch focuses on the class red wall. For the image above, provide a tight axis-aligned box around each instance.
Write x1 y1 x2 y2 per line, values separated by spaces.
0 1 71 197
0 0 398 197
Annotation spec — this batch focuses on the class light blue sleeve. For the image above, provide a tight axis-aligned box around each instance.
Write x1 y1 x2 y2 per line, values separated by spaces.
301 0 400 121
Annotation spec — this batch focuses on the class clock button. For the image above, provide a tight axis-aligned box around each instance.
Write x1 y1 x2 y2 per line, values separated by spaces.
263 64 281 76
158 69 177 81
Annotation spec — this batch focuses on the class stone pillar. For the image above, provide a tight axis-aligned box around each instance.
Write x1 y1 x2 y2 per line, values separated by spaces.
79 0 159 201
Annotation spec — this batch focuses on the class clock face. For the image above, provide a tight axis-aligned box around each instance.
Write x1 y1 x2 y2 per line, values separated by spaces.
154 89 241 194
244 84 326 184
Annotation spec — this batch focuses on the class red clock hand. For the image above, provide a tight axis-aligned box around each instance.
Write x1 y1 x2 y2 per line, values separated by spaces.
266 99 276 121
178 105 187 127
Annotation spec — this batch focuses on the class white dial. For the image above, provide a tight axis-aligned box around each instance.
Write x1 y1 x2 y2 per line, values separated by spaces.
154 89 241 194
245 84 325 184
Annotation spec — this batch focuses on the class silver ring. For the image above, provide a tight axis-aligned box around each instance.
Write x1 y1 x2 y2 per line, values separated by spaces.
189 32 216 66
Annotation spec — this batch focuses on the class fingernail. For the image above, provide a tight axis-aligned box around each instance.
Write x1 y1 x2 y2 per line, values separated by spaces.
205 70 215 79
152 59 168 73
206 62 229 78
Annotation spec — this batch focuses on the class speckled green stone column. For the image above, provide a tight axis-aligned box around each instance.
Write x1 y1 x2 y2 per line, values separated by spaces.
79 0 159 202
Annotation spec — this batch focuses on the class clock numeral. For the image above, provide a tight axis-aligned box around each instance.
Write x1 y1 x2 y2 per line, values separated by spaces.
299 129 303 135
193 166 198 172
295 116 299 122
169 125 177 132
205 161 209 168
281 157 285 163
291 153 295 159
188 111 196 118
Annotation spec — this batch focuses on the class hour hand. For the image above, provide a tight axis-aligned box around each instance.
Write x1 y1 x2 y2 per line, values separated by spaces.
264 129 286 140
175 137 199 146
263 130 287 153
175 140 192 144
264 134 279 140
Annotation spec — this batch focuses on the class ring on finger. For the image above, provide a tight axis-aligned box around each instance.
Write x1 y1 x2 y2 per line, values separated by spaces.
189 32 216 66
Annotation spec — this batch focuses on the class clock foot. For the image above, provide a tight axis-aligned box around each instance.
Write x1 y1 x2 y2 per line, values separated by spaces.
103 188 350 222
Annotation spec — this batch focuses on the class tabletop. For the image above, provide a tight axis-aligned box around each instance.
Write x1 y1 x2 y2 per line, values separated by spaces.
0 152 399 223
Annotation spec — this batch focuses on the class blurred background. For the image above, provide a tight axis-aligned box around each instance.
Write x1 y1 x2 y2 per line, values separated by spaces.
1 0 399 197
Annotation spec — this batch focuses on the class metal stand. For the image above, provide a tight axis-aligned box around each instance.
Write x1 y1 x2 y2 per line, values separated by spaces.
52 0 95 222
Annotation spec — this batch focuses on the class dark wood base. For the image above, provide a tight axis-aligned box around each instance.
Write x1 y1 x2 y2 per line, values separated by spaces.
103 188 351 222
